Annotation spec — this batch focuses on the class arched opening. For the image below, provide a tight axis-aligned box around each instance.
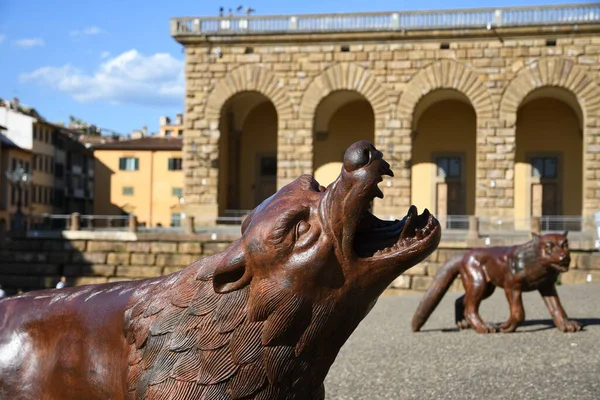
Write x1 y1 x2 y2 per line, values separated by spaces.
410 89 477 229
218 91 278 219
514 87 583 231
313 90 375 187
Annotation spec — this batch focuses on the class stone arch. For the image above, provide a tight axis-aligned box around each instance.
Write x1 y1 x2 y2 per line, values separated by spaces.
204 64 293 121
299 63 392 121
500 57 600 125
397 59 495 122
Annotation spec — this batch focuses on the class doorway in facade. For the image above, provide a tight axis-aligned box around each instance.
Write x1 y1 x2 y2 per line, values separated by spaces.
217 91 278 221
255 153 277 206
435 155 467 229
514 88 583 232
529 154 569 230
410 91 476 231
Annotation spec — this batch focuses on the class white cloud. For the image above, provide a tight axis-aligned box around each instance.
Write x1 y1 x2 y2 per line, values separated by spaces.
19 49 184 107
100 51 111 59
13 38 45 48
0 34 6 44
69 26 107 37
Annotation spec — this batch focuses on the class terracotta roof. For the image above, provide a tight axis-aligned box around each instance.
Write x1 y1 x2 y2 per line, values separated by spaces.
92 136 183 150
80 135 116 146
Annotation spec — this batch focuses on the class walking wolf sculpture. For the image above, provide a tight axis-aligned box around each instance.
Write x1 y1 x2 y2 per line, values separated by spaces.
0 141 441 400
411 232 582 334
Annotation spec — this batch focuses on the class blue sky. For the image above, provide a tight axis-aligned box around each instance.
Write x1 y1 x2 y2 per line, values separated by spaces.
0 0 585 136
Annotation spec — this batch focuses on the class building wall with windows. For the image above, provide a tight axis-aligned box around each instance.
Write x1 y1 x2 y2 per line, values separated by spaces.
31 121 57 215
172 4 600 233
54 127 95 216
0 144 34 225
0 101 96 229
93 137 184 227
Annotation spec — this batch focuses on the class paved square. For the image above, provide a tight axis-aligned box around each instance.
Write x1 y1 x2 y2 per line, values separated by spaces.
325 283 600 399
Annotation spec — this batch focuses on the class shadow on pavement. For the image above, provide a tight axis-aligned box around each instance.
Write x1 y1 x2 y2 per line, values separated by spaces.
419 317 600 333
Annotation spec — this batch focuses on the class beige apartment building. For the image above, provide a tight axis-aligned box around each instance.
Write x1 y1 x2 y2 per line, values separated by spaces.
171 3 600 233
93 136 184 227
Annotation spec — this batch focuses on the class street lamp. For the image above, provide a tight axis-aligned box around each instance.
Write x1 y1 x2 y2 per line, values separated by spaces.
5 166 32 232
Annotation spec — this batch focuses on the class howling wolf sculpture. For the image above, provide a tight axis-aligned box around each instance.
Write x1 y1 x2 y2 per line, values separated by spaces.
0 140 441 399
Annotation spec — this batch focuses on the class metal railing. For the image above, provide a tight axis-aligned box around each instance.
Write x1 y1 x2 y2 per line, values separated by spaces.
477 215 595 236
540 215 586 232
216 209 252 225
171 3 600 36
22 213 132 232
437 215 470 231
6 213 599 245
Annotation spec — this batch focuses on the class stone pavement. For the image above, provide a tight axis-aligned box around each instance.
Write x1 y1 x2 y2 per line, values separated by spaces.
325 283 600 400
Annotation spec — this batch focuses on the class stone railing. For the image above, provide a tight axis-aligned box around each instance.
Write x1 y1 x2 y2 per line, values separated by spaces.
171 3 600 36
0 233 598 296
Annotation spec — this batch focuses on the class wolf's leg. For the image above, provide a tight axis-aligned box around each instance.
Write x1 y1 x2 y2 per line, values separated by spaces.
463 271 497 333
455 283 495 330
538 283 582 333
498 287 524 333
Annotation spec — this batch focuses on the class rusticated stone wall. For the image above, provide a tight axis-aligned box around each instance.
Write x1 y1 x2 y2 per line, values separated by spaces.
0 235 598 296
179 26 600 222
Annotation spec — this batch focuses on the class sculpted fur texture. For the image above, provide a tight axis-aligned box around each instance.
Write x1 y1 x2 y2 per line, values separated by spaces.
412 232 582 334
0 140 441 399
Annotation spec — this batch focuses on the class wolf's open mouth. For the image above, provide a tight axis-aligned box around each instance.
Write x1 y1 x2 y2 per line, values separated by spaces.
354 205 438 259
550 260 570 273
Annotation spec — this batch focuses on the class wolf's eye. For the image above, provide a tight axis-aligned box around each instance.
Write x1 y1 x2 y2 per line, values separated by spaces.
296 220 310 239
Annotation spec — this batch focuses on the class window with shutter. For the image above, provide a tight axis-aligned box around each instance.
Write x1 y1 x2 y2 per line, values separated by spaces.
119 157 139 171
168 158 182 171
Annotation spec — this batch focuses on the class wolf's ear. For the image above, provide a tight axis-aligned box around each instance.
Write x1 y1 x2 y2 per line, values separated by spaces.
563 230 569 238
213 240 251 294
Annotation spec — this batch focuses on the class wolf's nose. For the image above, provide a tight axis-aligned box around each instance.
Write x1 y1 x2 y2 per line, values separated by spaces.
343 140 381 172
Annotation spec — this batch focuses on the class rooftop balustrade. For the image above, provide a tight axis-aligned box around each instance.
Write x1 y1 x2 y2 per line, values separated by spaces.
171 3 600 36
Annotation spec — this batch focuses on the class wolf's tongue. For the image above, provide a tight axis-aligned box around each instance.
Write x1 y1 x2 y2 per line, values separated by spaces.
400 206 419 240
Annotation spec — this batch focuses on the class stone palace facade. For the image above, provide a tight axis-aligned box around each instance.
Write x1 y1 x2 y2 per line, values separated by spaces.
171 3 600 233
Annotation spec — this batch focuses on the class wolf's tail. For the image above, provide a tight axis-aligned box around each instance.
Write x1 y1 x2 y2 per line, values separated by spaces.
411 254 463 332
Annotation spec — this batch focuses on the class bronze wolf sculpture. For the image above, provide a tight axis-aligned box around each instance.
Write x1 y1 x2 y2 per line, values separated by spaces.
0 140 441 399
412 232 581 334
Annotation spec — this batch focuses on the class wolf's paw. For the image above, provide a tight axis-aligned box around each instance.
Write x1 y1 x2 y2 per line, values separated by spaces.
557 319 582 333
456 319 470 330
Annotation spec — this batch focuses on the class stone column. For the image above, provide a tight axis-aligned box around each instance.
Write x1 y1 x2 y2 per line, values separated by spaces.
183 121 219 226
584 126 600 224
373 119 412 220
182 48 228 226
70 213 80 231
475 118 515 221
277 118 313 190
